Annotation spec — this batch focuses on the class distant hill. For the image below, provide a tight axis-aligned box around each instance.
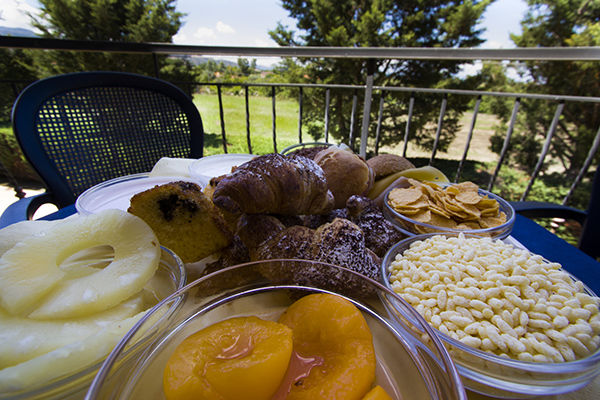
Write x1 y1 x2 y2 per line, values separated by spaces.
0 27 37 37
173 55 271 71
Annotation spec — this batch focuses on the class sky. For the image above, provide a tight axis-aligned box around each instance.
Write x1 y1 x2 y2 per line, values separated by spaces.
1 0 529 68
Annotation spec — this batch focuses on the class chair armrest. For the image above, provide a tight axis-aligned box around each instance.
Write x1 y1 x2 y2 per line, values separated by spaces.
0 193 59 229
510 201 587 226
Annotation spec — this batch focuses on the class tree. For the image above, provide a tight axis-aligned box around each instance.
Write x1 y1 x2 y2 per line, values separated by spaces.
0 49 37 121
499 0 600 175
237 58 257 76
28 0 186 79
270 0 493 152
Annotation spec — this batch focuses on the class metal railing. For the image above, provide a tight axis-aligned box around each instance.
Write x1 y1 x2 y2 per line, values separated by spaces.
1 36 600 206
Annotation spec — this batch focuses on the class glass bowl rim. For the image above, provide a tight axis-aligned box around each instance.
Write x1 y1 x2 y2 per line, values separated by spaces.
381 233 600 374
0 246 186 400
87 258 467 400
382 182 516 236
280 141 334 155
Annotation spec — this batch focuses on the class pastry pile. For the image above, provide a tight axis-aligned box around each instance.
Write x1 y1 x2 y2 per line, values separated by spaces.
130 147 407 287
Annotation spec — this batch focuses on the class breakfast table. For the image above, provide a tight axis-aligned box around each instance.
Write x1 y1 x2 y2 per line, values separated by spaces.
23 152 599 400
38 203 600 400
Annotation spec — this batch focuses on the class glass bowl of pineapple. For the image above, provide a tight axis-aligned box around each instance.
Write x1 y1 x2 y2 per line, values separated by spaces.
0 245 186 400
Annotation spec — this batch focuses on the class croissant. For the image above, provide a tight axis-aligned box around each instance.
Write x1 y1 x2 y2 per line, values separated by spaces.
212 153 334 215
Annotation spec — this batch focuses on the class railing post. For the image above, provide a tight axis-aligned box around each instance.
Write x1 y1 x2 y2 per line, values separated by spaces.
430 94 448 165
298 87 303 144
359 60 375 158
271 86 277 153
521 101 564 201
245 85 252 154
349 89 358 150
324 89 330 142
374 94 385 155
563 122 600 204
456 95 482 182
403 93 415 158
489 98 521 191
217 84 227 153
152 53 160 78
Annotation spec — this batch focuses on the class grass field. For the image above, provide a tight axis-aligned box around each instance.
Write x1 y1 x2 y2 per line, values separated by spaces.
194 92 502 163
194 93 303 155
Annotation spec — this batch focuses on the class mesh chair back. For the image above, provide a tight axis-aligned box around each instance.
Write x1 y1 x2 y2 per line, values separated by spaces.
12 71 204 207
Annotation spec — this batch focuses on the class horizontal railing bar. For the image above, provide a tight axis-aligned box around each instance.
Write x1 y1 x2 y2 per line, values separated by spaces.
194 81 600 103
4 75 598 105
2 36 600 61
195 81 365 90
375 86 600 103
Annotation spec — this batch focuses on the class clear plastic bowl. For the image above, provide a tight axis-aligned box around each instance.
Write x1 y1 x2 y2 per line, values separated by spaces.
188 153 256 182
76 173 206 215
382 183 515 240
85 259 467 400
381 234 600 398
0 247 186 400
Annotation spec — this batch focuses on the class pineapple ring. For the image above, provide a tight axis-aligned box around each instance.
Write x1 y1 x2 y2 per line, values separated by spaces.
0 220 59 256
0 209 161 318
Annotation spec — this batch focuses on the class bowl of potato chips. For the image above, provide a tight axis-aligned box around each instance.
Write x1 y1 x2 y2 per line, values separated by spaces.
382 179 515 239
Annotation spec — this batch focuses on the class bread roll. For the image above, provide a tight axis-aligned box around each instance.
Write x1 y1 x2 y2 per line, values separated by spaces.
366 154 415 180
314 146 374 209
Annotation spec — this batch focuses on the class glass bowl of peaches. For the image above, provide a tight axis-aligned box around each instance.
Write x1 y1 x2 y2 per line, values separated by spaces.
382 179 515 239
85 259 467 400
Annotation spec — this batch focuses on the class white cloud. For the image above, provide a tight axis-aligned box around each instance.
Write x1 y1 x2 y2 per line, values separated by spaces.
172 32 187 43
194 26 216 41
0 0 39 30
481 39 514 49
216 21 235 34
254 38 271 47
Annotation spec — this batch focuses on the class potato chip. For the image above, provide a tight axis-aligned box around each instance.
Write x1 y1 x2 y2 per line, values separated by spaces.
428 201 452 218
455 191 482 205
392 206 427 216
476 196 497 209
454 181 480 192
411 209 432 223
445 185 461 195
389 188 424 206
456 221 482 230
427 213 458 229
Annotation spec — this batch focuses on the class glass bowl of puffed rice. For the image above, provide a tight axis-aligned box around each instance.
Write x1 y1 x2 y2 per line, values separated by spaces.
381 233 600 399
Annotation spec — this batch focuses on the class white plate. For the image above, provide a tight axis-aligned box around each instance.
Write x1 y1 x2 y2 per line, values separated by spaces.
75 173 204 215
188 153 256 181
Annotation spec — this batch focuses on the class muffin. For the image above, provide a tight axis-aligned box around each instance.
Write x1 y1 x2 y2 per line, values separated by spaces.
128 181 233 263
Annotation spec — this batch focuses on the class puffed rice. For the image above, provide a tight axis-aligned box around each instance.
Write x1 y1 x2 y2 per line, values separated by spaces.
388 234 600 362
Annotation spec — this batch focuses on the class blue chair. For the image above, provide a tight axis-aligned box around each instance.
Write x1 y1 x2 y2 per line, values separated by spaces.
0 71 204 228
511 167 599 260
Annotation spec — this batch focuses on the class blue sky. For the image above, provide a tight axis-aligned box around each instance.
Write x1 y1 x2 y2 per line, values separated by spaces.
2 0 528 67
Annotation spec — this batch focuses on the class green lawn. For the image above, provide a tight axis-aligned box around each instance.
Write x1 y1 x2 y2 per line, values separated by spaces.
194 93 304 156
